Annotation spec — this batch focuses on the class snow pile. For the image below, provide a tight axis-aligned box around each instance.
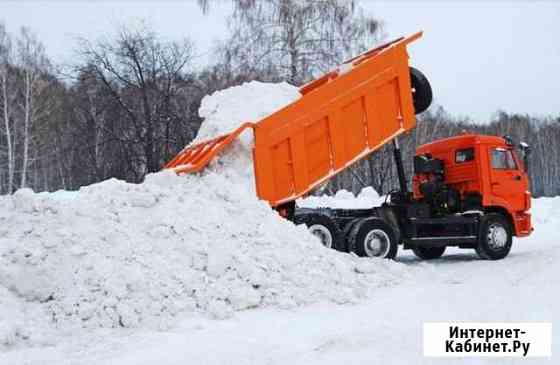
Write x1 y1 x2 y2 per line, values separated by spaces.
531 197 560 227
298 187 384 209
0 81 409 347
197 81 301 148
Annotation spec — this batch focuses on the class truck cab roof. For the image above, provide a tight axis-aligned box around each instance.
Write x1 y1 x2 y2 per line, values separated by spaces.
416 134 508 155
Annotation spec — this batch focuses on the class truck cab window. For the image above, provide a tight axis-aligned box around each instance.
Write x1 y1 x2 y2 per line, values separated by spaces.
491 148 517 170
456 148 474 163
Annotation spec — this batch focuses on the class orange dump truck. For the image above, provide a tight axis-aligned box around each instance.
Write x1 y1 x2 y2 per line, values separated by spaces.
166 32 533 260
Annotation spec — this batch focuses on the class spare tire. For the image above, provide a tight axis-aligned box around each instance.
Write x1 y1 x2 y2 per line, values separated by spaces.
410 67 432 114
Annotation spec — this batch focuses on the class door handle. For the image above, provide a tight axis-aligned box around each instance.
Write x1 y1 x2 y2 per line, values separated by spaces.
513 175 521 181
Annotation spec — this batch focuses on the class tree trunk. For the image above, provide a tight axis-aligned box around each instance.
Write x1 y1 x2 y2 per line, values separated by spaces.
21 71 31 188
286 20 298 85
1 69 14 193
142 92 156 173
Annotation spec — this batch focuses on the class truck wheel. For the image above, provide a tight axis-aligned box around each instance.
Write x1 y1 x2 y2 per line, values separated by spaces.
410 67 432 114
475 213 512 260
348 218 398 259
295 213 343 251
412 246 446 260
341 218 362 252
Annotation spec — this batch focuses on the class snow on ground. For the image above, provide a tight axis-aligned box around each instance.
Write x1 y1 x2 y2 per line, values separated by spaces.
0 81 408 352
2 196 557 365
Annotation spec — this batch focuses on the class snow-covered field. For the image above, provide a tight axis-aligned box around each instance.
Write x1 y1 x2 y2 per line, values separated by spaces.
1 81 557 364
1 196 557 365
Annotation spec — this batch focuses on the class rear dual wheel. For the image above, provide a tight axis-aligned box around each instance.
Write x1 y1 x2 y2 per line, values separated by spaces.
347 218 398 259
297 214 398 259
295 213 344 251
308 224 334 249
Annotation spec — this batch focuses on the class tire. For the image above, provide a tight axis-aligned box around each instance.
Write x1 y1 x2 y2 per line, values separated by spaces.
341 218 362 252
475 213 512 260
348 218 398 259
295 213 343 251
412 246 446 260
410 67 432 114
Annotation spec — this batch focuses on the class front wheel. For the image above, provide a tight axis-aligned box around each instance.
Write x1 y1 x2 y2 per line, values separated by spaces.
475 213 512 260
412 246 446 260
348 218 398 259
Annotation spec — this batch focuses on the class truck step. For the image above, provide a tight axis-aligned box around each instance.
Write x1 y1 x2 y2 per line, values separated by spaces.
406 235 477 247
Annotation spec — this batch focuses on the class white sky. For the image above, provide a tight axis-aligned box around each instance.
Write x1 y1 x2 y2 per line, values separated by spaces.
0 0 558 122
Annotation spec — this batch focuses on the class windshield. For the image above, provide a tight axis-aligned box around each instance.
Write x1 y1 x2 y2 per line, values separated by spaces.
491 148 518 170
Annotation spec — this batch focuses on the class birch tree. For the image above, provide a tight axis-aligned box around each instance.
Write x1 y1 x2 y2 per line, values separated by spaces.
0 24 15 193
15 27 49 188
216 0 382 85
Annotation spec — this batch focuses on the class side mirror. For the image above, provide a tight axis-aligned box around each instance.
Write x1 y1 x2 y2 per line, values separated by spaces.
503 135 514 146
519 142 531 173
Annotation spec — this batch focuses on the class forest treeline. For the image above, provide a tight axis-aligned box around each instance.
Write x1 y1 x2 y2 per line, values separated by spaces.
0 0 558 197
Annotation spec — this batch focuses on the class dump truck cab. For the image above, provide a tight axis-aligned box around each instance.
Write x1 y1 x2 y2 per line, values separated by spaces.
302 133 534 262
413 134 532 238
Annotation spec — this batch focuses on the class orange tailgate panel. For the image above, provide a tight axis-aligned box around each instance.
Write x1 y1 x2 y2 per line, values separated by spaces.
254 33 419 206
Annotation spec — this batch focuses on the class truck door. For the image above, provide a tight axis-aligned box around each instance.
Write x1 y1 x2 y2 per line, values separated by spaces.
488 147 528 212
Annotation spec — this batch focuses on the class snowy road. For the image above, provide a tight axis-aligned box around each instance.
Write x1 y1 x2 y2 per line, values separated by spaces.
2 198 558 364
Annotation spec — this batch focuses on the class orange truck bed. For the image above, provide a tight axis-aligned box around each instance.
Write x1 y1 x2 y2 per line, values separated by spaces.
166 32 423 206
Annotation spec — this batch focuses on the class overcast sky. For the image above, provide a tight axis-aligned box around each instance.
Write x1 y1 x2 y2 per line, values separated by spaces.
0 1 558 122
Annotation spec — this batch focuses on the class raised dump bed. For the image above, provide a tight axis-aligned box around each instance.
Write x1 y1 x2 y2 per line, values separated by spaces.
166 32 424 207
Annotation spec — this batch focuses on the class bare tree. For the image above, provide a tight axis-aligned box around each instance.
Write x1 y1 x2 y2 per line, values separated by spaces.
0 23 15 192
216 0 382 85
77 23 195 176
15 26 50 188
